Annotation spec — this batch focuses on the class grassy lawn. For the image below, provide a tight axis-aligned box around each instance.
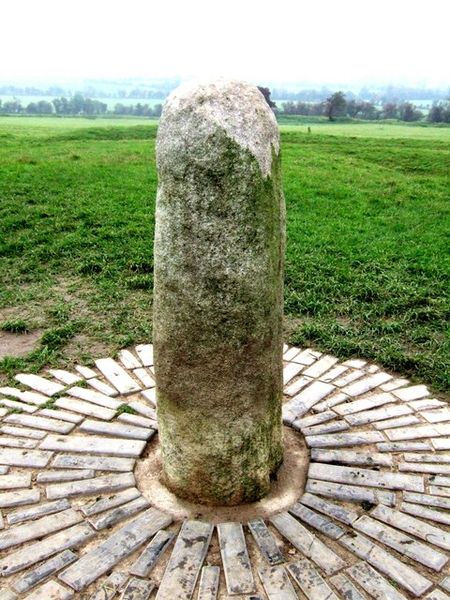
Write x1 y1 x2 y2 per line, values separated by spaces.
0 117 449 394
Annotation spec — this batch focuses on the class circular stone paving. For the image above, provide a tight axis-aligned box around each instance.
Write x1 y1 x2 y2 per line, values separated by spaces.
0 344 449 599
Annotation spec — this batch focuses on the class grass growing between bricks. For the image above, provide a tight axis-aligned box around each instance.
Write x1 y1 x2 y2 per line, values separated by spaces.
0 117 449 393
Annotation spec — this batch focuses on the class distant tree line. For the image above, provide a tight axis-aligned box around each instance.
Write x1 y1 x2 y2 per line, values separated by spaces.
280 92 450 123
0 94 162 117
272 85 450 103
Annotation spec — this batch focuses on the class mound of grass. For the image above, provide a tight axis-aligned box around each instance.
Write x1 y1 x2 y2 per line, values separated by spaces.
0 117 448 394
0 319 29 334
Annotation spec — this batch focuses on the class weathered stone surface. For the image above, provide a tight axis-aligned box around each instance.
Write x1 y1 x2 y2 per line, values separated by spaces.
0 472 31 489
270 512 345 574
248 518 284 565
87 377 119 397
0 523 94 576
218 522 255 595
54 397 115 421
402 501 450 525
13 549 77 593
306 479 395 505
308 462 424 492
289 501 345 539
287 558 339 600
59 508 172 591
353 514 448 571
88 496 150 530
37 469 95 483
371 504 450 551
300 492 359 524
341 532 432 596
135 344 153 366
7 499 71 525
80 487 140 516
119 577 154 600
0 508 83 551
305 430 384 448
345 561 408 600
0 489 40 508
38 408 83 424
0 425 47 439
23 580 74 599
129 529 174 577
153 80 284 505
14 373 65 396
4 413 74 434
52 454 135 472
79 419 152 440
283 381 335 424
89 572 128 600
95 358 141 395
46 472 135 499
197 566 220 600
155 520 213 600
258 565 297 599
40 434 145 457
311 448 393 466
329 573 367 600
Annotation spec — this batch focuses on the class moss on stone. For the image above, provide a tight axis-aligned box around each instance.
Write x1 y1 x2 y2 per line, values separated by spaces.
153 80 285 505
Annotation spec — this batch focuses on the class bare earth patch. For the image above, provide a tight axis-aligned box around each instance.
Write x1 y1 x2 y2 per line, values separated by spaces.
0 329 42 358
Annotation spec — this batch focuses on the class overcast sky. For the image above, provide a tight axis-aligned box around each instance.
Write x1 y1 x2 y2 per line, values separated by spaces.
2 0 449 87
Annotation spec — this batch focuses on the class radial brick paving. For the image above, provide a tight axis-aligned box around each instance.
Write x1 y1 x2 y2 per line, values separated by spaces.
0 344 449 598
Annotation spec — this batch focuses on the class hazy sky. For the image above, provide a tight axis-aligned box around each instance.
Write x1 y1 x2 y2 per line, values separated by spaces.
2 0 449 87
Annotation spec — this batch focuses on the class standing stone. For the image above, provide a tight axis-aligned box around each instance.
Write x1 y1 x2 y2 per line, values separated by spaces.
153 79 285 505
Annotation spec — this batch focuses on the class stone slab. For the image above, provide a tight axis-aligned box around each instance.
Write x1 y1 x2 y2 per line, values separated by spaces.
340 532 432 596
38 409 83 424
0 387 47 405
374 415 421 429
88 496 150 530
37 469 95 483
46 472 135 500
132 368 155 388
328 573 367 600
393 384 430 401
248 518 284 566
13 550 77 593
87 378 119 397
377 441 433 452
218 522 255 595
118 349 142 370
289 501 344 539
0 489 40 508
23 580 74 599
55 397 115 421
7 499 71 525
4 413 74 434
306 479 395 505
305 431 384 448
0 522 94 576
0 425 46 440
287 558 339 600
282 381 334 423
0 508 83 551
14 373 65 397
81 487 141 516
52 454 135 472
403 491 450 510
0 436 38 449
270 511 345 575
340 372 392 396
0 473 31 490
308 462 424 492
258 565 297 599
311 448 393 466
59 508 172 591
0 399 37 413
74 365 97 379
129 529 174 577
66 386 121 410
345 560 408 600
40 434 145 457
79 419 152 440
48 369 82 386
120 578 154 600
371 504 450 552
155 520 213 600
402 501 450 525
300 492 359 524
284 376 312 397
334 392 395 416
134 344 153 366
353 514 448 571
302 355 338 378
95 358 141 395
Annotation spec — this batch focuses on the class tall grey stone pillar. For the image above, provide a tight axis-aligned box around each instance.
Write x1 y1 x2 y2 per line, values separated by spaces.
153 79 285 505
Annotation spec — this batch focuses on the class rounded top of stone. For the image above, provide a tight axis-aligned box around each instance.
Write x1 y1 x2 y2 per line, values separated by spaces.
158 78 280 177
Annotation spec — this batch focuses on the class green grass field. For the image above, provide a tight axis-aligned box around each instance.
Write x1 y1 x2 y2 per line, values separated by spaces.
0 117 449 394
